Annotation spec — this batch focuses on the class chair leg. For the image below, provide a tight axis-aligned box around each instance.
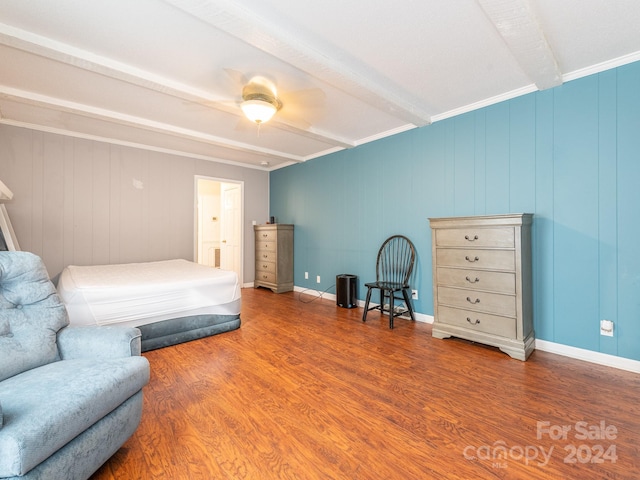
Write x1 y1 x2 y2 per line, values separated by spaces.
402 288 416 321
388 289 395 329
362 287 373 322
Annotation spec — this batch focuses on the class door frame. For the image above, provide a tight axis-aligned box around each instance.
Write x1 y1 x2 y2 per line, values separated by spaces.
194 175 244 285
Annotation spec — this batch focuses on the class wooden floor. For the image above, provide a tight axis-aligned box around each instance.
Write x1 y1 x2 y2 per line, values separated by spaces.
92 287 640 479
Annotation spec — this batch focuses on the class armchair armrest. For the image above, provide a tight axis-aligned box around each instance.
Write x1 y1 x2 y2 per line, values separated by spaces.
57 325 142 360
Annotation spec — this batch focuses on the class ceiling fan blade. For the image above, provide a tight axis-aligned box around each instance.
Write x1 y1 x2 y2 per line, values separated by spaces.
276 107 312 130
223 68 249 89
279 87 326 108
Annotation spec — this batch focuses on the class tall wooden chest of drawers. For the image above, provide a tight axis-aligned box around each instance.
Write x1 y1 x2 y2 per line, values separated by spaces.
429 214 534 360
254 224 294 293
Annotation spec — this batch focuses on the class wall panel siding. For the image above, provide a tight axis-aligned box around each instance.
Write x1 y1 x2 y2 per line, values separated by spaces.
7 131 35 249
146 154 172 260
597 69 618 356
118 147 146 264
270 61 640 361
73 140 96 265
484 103 511 213
616 62 640 359
509 95 536 214
108 145 122 262
552 77 600 351
0 125 270 282
31 131 45 255
90 141 110 266
473 110 487 214
533 90 555 342
62 136 76 269
42 133 65 275
452 113 476 215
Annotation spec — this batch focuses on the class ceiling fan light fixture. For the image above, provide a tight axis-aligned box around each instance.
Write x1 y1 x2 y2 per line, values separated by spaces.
241 99 277 124
240 91 282 125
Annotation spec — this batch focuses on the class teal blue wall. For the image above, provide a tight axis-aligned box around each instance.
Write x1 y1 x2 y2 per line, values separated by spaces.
270 62 640 361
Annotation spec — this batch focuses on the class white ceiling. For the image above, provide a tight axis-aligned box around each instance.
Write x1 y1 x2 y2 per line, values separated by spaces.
1 0 640 171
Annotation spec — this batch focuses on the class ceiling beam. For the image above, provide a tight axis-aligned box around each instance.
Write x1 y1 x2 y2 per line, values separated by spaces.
163 0 433 126
0 22 351 149
476 0 562 90
0 87 305 163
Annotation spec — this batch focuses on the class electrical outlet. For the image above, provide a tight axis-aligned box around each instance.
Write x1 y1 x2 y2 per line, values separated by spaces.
411 290 418 300
600 319 614 337
316 275 321 284
304 272 309 279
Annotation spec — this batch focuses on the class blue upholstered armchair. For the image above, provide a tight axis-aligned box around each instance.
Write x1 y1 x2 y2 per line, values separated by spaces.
0 252 150 480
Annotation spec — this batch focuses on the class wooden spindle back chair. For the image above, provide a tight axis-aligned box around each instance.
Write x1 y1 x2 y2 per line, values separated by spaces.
362 235 416 329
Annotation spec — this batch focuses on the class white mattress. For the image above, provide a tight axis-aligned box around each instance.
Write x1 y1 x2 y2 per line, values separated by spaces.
57 259 241 328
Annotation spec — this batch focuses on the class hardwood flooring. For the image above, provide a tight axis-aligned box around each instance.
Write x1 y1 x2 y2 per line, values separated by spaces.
91 287 640 479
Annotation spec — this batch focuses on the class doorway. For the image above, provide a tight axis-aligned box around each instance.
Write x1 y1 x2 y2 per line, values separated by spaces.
195 176 243 284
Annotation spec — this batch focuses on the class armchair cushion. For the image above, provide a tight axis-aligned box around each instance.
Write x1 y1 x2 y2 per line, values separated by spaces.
0 252 69 382
58 325 143 359
0 355 150 477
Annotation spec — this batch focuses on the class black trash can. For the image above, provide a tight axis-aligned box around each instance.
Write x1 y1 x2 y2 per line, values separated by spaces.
336 274 358 308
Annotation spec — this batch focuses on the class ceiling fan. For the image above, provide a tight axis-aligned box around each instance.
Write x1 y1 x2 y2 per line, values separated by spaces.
184 69 325 131
239 75 282 125
223 69 326 129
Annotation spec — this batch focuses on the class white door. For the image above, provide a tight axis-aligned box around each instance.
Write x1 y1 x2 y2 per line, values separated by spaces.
195 179 220 267
195 178 243 284
220 184 241 279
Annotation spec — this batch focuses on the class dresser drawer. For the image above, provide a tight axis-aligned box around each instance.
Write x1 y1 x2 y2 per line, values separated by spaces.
256 270 276 284
436 248 515 271
255 229 278 242
256 250 277 262
256 241 276 252
437 267 515 294
256 260 276 274
438 286 516 317
437 305 517 338
435 227 514 248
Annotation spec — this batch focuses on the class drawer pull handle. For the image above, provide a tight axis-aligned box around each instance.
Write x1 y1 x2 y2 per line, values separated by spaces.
464 235 479 241
262 234 268 238
466 296 480 304
465 276 480 284
262 275 268 279
465 255 480 262
466 317 481 325
263 254 268 258
262 264 268 268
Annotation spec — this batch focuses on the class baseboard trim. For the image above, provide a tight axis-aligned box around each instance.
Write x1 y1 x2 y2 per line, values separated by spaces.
534 339 640 374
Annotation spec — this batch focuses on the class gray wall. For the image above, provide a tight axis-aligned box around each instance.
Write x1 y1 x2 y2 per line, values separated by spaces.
0 124 269 283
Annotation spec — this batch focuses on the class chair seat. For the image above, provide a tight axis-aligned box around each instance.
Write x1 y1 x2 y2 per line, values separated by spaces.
364 281 409 290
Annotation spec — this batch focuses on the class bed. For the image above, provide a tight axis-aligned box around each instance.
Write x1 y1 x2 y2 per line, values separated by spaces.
57 259 241 351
